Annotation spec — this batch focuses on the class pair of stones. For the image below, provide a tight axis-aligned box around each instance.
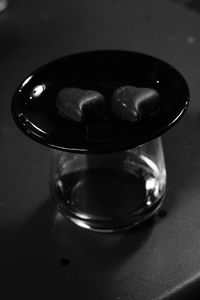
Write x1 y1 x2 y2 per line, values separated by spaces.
56 86 161 123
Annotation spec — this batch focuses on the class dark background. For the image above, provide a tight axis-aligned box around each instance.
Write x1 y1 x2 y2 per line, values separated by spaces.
1 0 200 299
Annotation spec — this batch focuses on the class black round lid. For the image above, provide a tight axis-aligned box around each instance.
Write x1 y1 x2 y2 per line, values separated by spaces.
11 50 190 153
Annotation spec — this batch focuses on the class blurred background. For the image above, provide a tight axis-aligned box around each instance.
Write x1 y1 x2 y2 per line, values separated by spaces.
1 0 200 299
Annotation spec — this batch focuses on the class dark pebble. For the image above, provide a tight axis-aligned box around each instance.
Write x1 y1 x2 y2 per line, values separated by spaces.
111 85 161 122
56 87 105 122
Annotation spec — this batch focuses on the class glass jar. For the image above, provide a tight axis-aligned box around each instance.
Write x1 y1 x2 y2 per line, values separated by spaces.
50 137 166 232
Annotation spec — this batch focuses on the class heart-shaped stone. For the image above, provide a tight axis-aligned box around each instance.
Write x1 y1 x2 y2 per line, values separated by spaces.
111 85 161 122
56 87 105 122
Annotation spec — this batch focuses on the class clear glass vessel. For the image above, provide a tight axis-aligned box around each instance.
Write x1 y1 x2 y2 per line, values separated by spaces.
50 137 166 232
11 50 189 233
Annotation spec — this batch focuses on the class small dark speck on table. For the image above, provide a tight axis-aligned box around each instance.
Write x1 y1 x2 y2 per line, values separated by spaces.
59 257 71 266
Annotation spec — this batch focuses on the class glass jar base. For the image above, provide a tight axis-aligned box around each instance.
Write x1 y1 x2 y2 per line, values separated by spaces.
55 195 164 233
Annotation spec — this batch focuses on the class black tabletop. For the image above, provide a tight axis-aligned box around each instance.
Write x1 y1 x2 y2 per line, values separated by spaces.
1 0 200 299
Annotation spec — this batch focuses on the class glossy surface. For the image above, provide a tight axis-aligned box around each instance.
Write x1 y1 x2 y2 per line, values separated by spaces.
111 86 161 122
11 50 189 153
56 87 105 122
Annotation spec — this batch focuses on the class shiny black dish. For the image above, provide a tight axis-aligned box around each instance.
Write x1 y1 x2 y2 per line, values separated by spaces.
11 50 190 153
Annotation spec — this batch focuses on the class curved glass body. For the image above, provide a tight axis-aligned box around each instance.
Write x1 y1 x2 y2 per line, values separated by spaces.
50 137 166 232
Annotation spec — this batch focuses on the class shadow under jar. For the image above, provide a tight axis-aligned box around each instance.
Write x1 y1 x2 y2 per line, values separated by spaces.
11 50 190 233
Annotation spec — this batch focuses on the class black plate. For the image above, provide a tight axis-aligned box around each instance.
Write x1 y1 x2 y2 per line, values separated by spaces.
11 50 190 153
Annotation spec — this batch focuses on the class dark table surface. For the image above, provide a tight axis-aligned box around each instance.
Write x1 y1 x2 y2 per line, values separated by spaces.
1 0 200 299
